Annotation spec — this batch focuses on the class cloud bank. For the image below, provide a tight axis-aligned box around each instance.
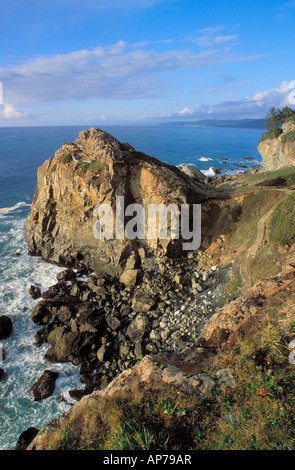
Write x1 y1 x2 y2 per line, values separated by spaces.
160 81 294 121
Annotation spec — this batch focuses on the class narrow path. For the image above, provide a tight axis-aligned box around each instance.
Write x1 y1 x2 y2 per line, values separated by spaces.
239 192 288 290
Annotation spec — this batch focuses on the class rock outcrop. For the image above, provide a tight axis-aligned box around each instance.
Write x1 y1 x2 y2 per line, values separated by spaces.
24 127 221 279
258 120 295 171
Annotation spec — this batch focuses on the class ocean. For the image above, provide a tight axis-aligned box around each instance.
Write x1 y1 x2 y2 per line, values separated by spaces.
0 124 264 450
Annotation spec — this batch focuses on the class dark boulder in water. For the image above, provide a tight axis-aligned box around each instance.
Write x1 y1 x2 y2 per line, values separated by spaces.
15 427 39 450
29 284 42 299
0 315 13 340
31 370 59 401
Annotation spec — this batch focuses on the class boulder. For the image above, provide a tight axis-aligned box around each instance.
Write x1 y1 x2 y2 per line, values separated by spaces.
31 370 59 401
56 269 76 282
180 165 206 180
46 326 79 363
105 316 121 331
119 269 139 287
29 285 42 299
15 427 39 450
0 315 13 340
131 294 156 313
126 314 151 343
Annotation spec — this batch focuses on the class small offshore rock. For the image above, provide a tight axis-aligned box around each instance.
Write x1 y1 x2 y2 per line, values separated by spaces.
29 285 42 299
31 370 59 401
0 315 13 340
15 427 40 451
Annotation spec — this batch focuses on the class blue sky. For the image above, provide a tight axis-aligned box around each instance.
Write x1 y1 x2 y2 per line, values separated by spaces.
0 0 295 125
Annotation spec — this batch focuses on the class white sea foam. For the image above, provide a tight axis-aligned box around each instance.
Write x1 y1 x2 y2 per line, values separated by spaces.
0 215 81 450
198 157 213 162
0 202 31 219
202 167 218 177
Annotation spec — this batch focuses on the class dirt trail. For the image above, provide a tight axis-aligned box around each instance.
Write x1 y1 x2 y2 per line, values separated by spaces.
239 192 289 290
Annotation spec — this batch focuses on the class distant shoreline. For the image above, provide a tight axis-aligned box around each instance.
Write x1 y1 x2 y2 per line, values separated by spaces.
162 118 266 130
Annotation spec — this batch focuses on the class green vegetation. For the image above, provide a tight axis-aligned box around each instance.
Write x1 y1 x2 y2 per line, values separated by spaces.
248 243 281 284
62 153 72 164
46 389 211 450
269 193 295 245
266 106 295 131
232 166 295 189
78 161 107 172
258 127 283 143
259 106 295 143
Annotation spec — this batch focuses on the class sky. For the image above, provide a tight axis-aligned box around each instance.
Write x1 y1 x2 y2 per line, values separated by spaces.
0 0 295 126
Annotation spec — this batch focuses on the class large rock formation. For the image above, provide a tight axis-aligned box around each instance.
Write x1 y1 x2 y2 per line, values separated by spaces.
24 127 220 279
258 120 295 171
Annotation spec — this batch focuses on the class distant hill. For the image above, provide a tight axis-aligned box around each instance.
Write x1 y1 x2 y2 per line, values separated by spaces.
162 119 267 130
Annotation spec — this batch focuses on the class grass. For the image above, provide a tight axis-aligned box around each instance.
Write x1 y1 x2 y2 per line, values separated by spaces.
46 389 213 451
248 243 281 284
232 167 295 190
226 189 280 254
269 193 295 245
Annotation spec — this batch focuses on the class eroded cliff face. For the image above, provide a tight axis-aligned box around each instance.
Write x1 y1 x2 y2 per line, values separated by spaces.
24 127 220 279
258 121 295 171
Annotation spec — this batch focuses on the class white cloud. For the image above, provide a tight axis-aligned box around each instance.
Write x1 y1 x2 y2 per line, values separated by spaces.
0 38 267 106
158 81 295 121
0 103 29 120
193 26 239 48
253 80 291 106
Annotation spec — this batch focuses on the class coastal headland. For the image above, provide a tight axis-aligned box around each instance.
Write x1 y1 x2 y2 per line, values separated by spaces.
7 124 295 450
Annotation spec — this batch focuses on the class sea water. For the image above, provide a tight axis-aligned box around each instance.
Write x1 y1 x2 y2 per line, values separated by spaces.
0 125 264 449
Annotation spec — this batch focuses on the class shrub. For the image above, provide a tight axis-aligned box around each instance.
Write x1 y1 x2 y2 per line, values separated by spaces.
62 153 72 163
258 128 283 143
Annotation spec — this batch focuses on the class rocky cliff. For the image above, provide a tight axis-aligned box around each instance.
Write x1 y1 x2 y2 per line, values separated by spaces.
257 120 295 171
24 127 221 280
18 155 295 450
